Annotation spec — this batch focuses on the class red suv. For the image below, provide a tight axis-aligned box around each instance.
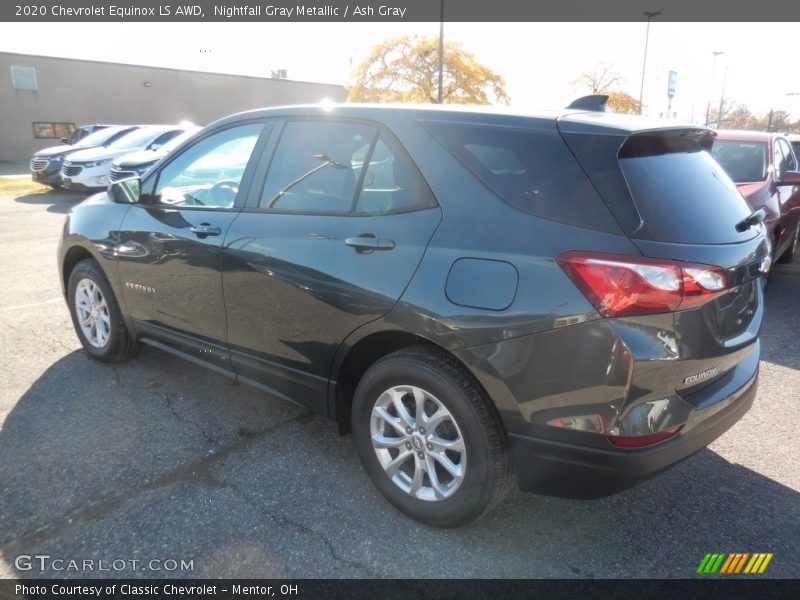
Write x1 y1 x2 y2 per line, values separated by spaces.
712 130 800 263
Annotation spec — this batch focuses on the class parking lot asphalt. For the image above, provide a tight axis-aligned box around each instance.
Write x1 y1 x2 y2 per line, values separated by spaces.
0 188 798 579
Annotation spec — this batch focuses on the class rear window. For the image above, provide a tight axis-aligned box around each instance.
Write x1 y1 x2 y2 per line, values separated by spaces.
710 140 768 182
421 121 620 233
619 136 754 244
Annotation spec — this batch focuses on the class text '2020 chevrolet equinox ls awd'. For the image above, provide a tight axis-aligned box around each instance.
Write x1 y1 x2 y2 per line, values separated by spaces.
59 99 771 527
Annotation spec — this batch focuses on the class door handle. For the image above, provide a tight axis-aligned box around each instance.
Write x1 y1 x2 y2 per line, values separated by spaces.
345 234 395 252
190 224 222 237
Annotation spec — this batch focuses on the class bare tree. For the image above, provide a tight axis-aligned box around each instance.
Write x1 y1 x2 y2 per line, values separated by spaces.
573 62 623 94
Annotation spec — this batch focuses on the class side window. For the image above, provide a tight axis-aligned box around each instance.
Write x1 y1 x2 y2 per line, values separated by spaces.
260 120 375 213
421 120 620 232
154 123 263 209
773 140 787 178
778 139 797 172
260 121 437 215
354 135 437 215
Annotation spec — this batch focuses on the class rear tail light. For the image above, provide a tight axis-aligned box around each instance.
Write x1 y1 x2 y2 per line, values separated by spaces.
557 251 728 317
608 426 682 448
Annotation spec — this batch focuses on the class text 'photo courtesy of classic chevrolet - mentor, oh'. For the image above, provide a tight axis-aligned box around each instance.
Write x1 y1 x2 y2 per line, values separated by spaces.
58 98 773 527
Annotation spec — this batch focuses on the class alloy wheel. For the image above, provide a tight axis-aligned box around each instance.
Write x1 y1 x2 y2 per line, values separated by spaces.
370 385 467 501
74 278 111 348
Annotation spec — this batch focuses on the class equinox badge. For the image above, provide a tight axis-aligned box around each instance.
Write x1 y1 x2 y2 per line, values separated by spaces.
684 367 718 385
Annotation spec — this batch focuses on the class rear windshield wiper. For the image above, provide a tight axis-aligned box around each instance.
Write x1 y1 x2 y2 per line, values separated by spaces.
735 208 766 232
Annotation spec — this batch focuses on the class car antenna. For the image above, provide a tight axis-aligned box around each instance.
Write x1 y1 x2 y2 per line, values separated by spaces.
565 95 608 112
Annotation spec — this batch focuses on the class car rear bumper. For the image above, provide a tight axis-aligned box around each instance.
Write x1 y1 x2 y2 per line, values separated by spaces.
508 366 758 498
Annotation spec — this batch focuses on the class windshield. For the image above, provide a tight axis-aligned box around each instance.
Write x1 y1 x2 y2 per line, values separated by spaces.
109 128 173 150
74 126 133 148
159 129 198 152
710 140 769 183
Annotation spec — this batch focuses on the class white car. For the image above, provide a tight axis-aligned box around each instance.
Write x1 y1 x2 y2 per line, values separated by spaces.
61 126 189 191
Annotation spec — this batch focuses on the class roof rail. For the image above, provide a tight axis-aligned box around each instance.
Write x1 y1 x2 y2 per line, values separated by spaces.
566 95 608 112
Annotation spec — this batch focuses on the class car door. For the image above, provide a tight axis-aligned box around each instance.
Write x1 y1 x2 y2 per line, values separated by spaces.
222 118 442 413
775 137 800 251
116 121 270 372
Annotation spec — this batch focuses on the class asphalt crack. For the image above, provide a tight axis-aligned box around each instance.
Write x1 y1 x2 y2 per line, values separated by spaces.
211 476 380 578
161 391 218 447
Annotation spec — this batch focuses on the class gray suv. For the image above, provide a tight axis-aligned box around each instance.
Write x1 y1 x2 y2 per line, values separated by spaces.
58 102 769 527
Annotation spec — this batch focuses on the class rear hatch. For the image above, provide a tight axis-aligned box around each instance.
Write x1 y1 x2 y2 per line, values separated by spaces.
558 120 769 391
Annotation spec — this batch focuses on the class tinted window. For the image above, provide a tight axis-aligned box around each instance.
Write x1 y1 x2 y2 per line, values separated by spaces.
792 141 800 161
421 121 619 232
777 138 797 174
710 140 768 182
261 121 374 213
620 146 754 244
354 136 437 216
260 121 435 215
154 123 263 209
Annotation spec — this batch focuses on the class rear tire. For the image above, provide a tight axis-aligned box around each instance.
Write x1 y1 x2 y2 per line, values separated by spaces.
67 258 138 363
352 347 511 527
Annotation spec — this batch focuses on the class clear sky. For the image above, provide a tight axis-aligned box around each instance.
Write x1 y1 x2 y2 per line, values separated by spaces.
2 21 799 123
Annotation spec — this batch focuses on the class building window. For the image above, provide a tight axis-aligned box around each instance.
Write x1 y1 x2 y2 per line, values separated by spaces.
33 122 76 139
10 65 38 90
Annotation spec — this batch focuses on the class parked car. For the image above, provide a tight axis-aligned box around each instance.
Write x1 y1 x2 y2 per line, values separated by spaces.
30 125 138 188
711 130 800 263
61 125 190 191
62 124 113 146
59 103 769 527
109 127 201 183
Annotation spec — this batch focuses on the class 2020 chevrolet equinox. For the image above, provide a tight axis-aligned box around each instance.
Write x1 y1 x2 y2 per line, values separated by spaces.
58 101 772 527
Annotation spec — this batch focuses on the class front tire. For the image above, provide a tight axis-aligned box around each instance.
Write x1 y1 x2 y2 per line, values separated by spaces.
67 258 137 363
352 347 511 527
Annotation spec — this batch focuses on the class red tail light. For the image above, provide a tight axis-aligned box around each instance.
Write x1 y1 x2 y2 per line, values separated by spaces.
557 251 728 317
608 426 683 448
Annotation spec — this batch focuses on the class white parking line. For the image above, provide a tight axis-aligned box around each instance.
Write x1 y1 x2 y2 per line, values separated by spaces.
0 297 62 311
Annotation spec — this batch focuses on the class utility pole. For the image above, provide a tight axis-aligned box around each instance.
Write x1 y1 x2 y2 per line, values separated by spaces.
437 0 444 104
638 11 662 115
705 51 724 126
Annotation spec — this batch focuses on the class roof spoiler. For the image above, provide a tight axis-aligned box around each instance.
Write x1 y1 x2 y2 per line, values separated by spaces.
566 95 608 112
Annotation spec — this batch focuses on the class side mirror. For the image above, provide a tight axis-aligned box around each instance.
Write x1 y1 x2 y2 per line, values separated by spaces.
777 170 800 186
149 143 162 151
108 177 141 204
60 137 69 144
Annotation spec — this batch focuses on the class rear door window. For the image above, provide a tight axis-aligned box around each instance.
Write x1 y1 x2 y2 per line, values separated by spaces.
421 121 620 233
260 120 437 215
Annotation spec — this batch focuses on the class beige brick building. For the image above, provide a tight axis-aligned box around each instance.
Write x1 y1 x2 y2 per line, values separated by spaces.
0 52 346 162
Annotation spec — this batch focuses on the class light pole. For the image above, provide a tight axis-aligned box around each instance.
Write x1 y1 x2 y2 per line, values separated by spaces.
437 0 444 104
716 67 728 128
638 10 662 115
704 50 724 126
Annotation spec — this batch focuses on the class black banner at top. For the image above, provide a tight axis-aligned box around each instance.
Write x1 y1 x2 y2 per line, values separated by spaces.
2 0 800 22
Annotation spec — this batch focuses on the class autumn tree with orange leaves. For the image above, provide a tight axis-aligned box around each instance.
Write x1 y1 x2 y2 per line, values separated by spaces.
348 35 509 105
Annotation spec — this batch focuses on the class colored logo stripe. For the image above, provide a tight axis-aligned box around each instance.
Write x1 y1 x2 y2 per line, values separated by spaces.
697 552 773 574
